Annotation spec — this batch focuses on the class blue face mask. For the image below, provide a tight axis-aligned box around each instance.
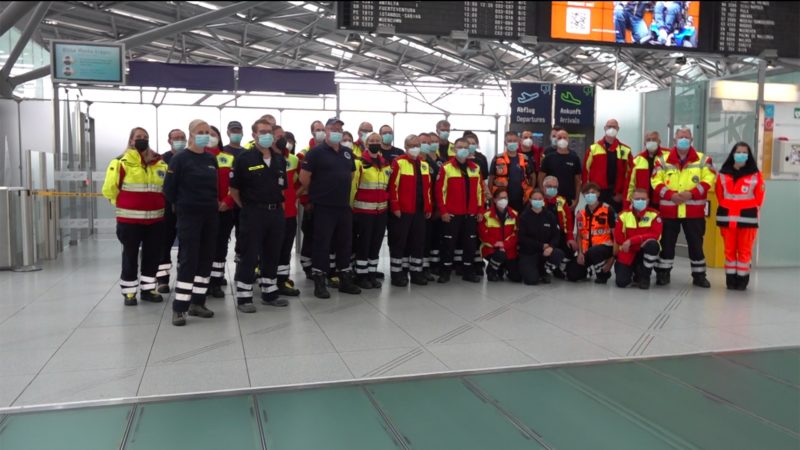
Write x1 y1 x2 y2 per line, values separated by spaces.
733 153 749 164
439 131 449 141
382 133 393 144
258 133 274 148
456 148 470 160
545 187 558 198
468 144 477 154
329 132 343 144
632 199 648 211
194 134 210 148
531 199 545 209
171 140 186 151
420 143 432 154
506 142 519 152
584 193 598 205
229 133 243 144
676 138 691 151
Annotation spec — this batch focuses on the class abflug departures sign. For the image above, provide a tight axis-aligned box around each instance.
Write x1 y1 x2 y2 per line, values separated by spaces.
510 82 553 128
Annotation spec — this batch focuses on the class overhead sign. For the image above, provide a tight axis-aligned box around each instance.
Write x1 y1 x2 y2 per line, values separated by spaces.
554 84 595 128
714 2 800 58
337 1 536 40
51 41 125 85
510 82 552 127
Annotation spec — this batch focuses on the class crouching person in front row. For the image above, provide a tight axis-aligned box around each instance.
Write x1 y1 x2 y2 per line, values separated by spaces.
518 190 565 285
478 188 521 282
614 188 663 289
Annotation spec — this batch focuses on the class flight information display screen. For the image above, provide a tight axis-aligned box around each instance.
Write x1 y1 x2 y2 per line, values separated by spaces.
714 1 800 58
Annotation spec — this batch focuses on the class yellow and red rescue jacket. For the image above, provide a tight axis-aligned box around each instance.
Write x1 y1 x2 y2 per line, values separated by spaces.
102 148 167 224
613 208 662 265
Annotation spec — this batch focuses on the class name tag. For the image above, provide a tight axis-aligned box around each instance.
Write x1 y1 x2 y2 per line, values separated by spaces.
278 178 285 186
248 164 265 171
544 223 551 227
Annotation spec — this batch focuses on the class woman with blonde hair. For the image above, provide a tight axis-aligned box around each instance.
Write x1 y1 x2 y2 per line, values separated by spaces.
163 119 219 326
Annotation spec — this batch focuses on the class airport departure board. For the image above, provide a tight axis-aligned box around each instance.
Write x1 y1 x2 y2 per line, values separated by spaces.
715 1 800 58
337 1 536 40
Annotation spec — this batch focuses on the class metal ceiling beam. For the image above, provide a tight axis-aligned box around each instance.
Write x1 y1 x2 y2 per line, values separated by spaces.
0 1 51 79
0 1 37 37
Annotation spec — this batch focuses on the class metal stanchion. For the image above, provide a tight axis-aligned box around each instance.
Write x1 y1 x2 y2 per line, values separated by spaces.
13 188 41 272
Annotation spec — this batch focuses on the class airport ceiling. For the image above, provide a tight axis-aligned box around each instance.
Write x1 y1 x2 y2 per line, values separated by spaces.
5 1 769 94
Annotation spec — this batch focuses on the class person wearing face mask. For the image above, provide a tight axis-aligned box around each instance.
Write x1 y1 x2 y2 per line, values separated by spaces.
567 183 616 284
489 132 534 213
463 132 490 276
543 126 564 157
224 121 245 158
296 120 325 277
228 119 289 313
651 127 716 288
436 138 484 283
517 190 565 285
351 133 391 289
538 129 583 209
715 142 764 291
613 188 663 289
478 188 521 282
206 125 237 298
156 128 186 293
163 119 220 325
340 131 360 158
583 119 633 212
102 127 168 306
275 134 302 297
354 122 373 157
435 119 455 161
388 135 433 286
299 118 362 298
519 130 544 176
419 132 441 280
378 124 405 163
625 131 669 209
542 175 577 278
298 120 326 160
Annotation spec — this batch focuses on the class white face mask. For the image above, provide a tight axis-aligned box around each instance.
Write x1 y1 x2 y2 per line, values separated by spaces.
407 147 421 158
286 143 294 151
645 141 659 152
495 198 508 210
522 138 533 147
605 127 618 138
341 141 353 149
557 138 569 149
314 131 326 142
208 136 219 148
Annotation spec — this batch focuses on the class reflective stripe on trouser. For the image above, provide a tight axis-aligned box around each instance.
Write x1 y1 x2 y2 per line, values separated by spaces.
139 275 157 291
236 281 254 303
441 215 477 271
355 260 369 275
657 217 706 275
354 213 386 279
120 279 138 295
721 226 756 276
117 221 165 295
311 205 352 275
156 263 171 279
158 206 177 284
388 211 425 275
278 216 297 283
173 209 219 312
235 206 285 303
211 209 235 286
210 261 225 281
259 277 279 301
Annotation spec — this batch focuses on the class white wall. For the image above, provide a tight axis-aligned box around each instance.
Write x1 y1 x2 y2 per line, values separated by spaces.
594 88 643 152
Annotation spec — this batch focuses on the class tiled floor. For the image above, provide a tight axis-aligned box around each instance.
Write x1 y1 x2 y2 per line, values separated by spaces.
0 237 798 408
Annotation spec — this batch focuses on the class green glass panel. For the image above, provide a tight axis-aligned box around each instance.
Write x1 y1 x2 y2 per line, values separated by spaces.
468 370 681 450
259 387 399 450
368 378 545 450
124 395 262 450
722 349 800 386
562 361 800 450
0 405 131 450
645 355 800 432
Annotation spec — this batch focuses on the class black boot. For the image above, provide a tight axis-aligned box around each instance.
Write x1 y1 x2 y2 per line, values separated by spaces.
486 269 500 282
423 268 435 281
339 271 362 295
209 285 225 298
438 270 451 284
278 279 301 296
313 273 330 299
356 275 373 290
370 274 383 289
736 275 749 291
391 272 409 287
656 271 670 286
726 274 737 290
594 271 610 284
140 290 164 303
410 272 428 286
692 274 711 288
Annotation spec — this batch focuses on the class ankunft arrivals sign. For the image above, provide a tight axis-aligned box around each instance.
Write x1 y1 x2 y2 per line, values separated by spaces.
554 84 595 128
510 82 553 126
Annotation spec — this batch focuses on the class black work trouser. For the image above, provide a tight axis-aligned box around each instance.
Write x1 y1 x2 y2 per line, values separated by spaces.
389 211 426 278
210 209 235 287
441 215 477 274
311 205 353 275
354 212 387 280
277 216 298 284
234 206 285 304
485 249 521 282
657 217 707 277
566 245 613 281
173 208 218 312
157 205 177 286
519 248 565 285
615 240 660 287
117 221 165 295
300 209 336 276
425 217 441 272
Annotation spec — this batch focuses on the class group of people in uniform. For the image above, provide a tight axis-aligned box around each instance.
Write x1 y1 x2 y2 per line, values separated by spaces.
102 114 766 327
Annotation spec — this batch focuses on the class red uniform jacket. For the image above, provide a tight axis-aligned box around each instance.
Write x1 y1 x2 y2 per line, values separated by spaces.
583 138 633 195
546 194 575 241
521 145 544 173
624 147 670 209
479 207 519 259
613 208 663 266
389 155 433 214
207 147 235 209
436 158 484 216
